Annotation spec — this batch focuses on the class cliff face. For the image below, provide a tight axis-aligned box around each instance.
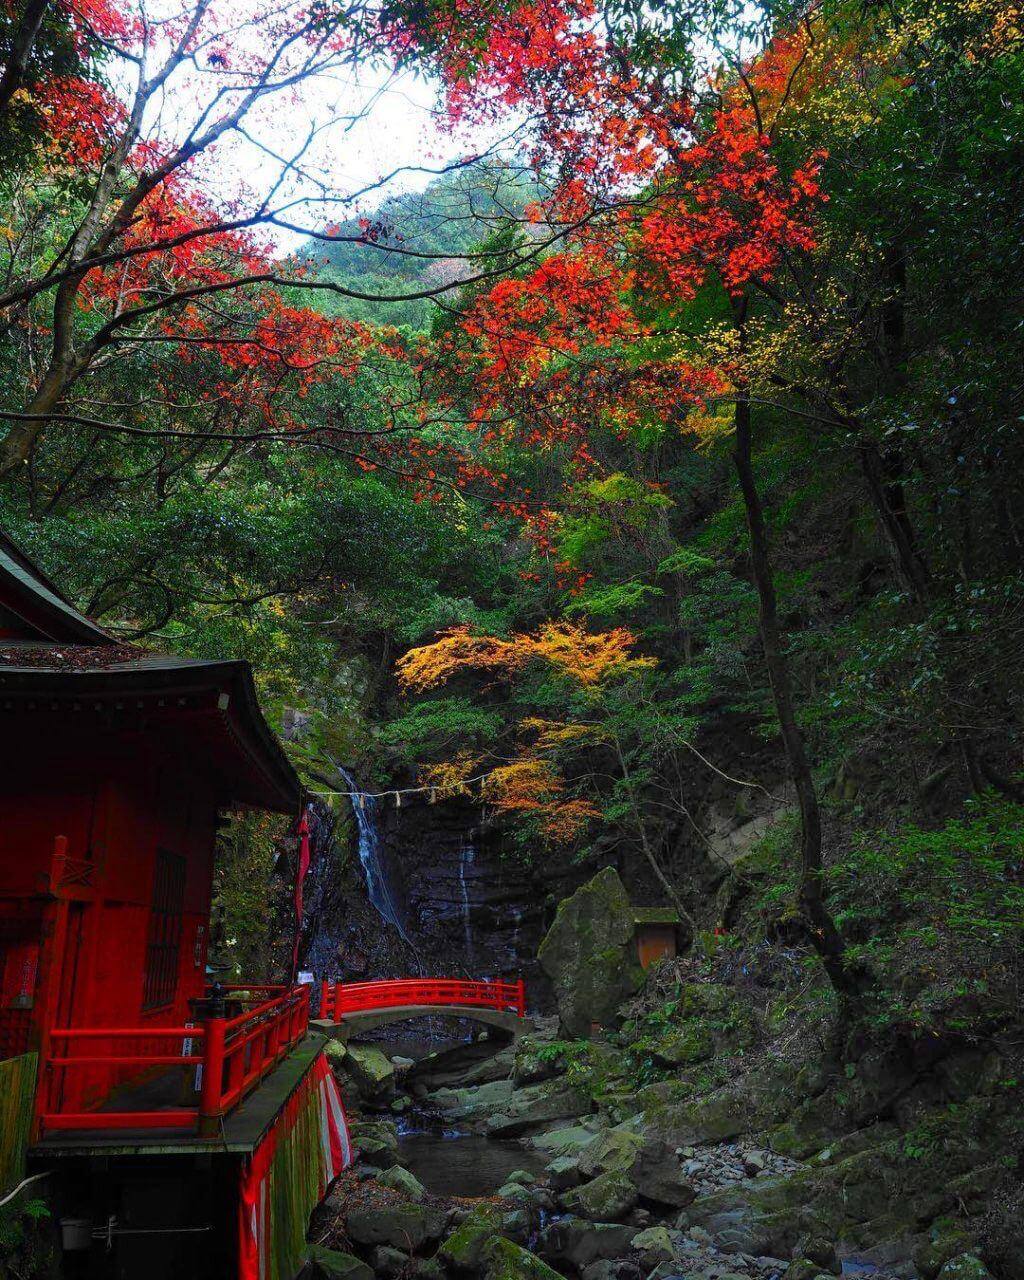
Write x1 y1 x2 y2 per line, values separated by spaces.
298 792 550 1000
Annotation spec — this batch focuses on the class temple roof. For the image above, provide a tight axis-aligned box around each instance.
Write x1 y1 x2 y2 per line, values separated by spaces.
0 535 300 813
0 532 114 643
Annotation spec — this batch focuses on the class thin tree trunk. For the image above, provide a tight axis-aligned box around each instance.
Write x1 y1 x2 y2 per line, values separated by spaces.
612 734 696 933
730 304 856 999
0 0 51 120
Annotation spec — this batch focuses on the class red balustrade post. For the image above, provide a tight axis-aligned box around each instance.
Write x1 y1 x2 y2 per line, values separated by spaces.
516 979 526 1018
199 1015 226 1137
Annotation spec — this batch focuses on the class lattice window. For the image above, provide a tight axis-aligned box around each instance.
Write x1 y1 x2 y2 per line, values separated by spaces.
143 850 186 1010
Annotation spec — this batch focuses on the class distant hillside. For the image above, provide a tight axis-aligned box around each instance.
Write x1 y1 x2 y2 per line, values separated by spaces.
293 163 539 329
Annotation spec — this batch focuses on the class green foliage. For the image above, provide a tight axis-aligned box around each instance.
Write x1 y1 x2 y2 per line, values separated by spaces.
212 812 291 983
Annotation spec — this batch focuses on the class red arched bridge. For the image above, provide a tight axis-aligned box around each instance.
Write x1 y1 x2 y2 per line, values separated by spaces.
317 977 528 1039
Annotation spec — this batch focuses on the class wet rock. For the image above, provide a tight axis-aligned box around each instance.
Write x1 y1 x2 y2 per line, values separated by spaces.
370 1246 410 1278
936 1257 993 1280
540 1216 637 1269
347 1045 397 1098
538 867 644 1036
351 1120 400 1169
438 1205 504 1272
346 1203 447 1252
562 1169 638 1222
500 1209 534 1244
785 1262 831 1280
506 1169 539 1187
309 1245 374 1280
630 1139 696 1209
425 1079 515 1125
483 1236 565 1280
913 1227 976 1280
531 1122 606 1158
577 1126 644 1178
376 1166 426 1202
546 1154 582 1190
629 1226 676 1265
487 1079 592 1137
792 1237 838 1273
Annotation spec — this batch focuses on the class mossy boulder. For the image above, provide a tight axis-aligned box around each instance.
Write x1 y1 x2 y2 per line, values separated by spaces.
487 1079 592 1137
346 1045 396 1098
483 1237 565 1280
438 1205 505 1272
376 1165 426 1201
538 867 644 1036
937 1256 993 1280
308 1246 374 1280
545 1155 582 1190
345 1203 447 1252
350 1119 400 1168
652 1023 714 1067
914 1226 976 1280
576 1125 643 1178
561 1169 638 1222
629 1226 676 1264
539 1217 636 1270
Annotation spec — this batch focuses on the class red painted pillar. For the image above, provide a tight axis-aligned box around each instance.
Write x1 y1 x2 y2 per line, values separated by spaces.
199 1015 226 1137
516 979 526 1018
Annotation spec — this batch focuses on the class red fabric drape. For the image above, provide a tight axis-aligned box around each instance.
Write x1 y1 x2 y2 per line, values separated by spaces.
238 1050 352 1280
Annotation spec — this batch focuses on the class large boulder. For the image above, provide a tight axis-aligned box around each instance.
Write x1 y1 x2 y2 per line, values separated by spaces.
539 1216 636 1270
487 1079 592 1137
561 1170 638 1222
308 1246 374 1280
376 1165 427 1201
345 1203 447 1252
483 1237 566 1280
577 1126 643 1178
537 867 644 1036
629 1139 696 1209
349 1119 400 1168
438 1206 505 1272
937 1258 994 1280
346 1045 396 1098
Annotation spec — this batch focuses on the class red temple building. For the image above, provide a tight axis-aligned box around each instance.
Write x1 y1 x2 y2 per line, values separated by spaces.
0 533 351 1279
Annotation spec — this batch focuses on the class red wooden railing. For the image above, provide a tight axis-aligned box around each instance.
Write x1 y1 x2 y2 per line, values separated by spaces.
320 977 526 1021
36 983 310 1137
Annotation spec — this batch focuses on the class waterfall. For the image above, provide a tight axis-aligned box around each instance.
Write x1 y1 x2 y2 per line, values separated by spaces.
336 764 415 951
510 906 523 958
458 841 476 963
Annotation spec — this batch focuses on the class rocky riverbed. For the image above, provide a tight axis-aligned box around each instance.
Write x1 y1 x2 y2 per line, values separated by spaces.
307 868 1022 1280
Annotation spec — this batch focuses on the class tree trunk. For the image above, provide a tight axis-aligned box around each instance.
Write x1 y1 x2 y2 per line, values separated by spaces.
0 0 51 121
730 306 857 998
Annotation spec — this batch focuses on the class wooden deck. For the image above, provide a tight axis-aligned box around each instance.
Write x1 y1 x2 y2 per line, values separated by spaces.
30 1033 326 1158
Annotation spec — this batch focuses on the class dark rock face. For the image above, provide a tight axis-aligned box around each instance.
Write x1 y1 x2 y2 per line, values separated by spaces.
299 792 550 1007
379 796 547 987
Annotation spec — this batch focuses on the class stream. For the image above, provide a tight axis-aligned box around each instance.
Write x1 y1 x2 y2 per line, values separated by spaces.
397 1116 547 1198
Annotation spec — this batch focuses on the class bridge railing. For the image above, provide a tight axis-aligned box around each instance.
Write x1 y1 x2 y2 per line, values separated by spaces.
319 977 526 1021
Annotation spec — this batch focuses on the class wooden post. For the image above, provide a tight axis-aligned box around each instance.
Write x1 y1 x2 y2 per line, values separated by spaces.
30 836 73 1140
198 983 226 1136
516 979 526 1018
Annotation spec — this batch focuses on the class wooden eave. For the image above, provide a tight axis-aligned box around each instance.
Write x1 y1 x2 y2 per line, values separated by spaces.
0 657 300 814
